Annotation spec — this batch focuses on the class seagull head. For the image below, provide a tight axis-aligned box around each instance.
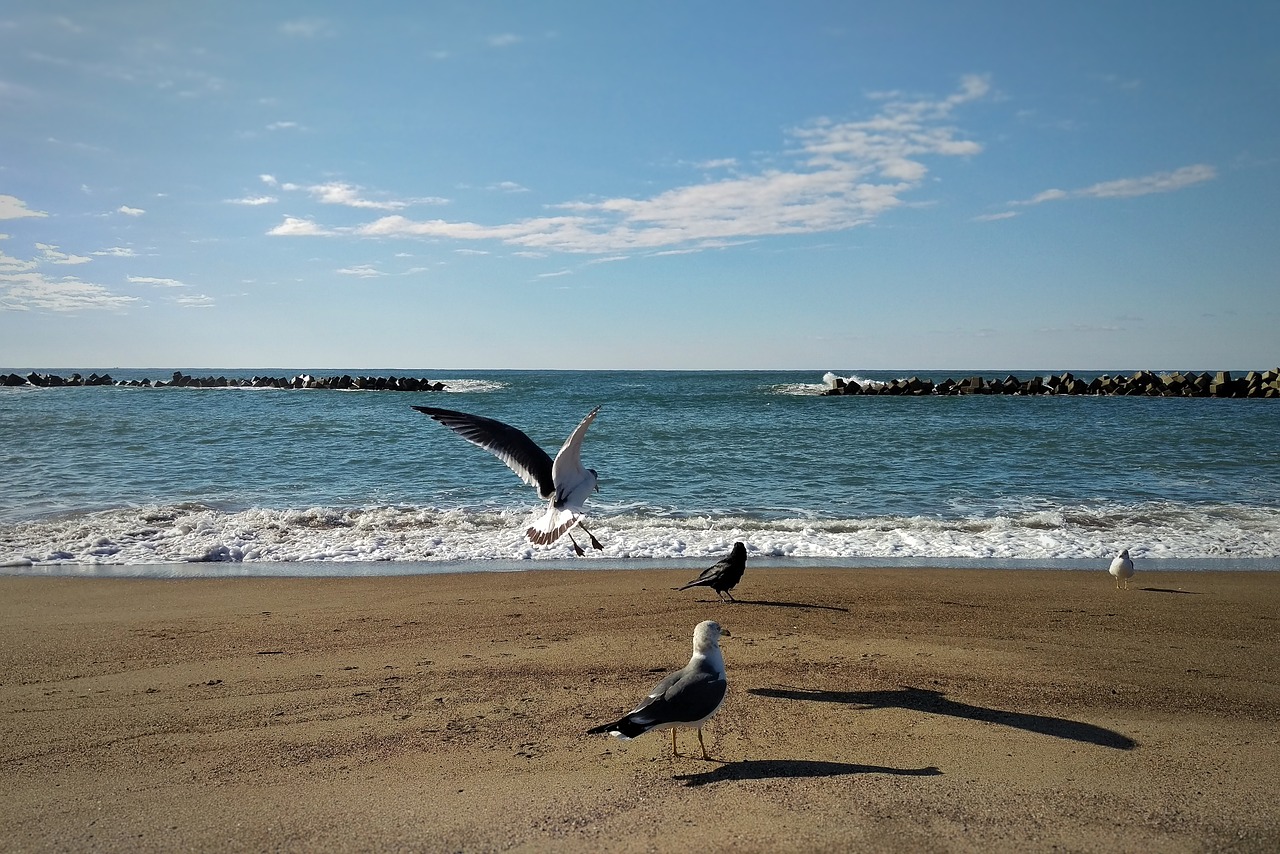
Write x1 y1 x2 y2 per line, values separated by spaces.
693 620 728 652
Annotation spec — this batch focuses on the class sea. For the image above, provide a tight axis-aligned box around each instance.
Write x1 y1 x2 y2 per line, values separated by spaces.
2 369 1278 577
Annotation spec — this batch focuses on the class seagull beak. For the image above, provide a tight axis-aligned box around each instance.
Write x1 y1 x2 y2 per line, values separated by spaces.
720 629 731 637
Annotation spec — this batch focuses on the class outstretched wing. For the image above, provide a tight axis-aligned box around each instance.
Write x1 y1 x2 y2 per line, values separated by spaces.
412 406 555 498
550 406 601 488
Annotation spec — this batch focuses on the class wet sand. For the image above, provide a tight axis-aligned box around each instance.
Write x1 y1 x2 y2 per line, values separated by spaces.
2 568 1277 852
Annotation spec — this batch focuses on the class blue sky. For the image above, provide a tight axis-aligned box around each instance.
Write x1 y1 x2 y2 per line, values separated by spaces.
2 2 1277 371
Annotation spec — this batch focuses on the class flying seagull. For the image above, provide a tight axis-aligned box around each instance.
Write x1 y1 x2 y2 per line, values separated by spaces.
1109 548 1135 589
587 620 729 759
412 405 603 555
677 542 747 602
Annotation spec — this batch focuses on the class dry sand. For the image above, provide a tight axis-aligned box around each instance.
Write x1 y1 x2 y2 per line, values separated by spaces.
2 567 1277 852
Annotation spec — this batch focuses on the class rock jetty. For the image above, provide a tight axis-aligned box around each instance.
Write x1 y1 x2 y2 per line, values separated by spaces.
3 371 448 392
823 369 1280 398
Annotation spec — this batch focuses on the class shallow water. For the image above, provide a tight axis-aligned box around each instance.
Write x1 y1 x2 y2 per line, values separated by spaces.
3 369 1278 572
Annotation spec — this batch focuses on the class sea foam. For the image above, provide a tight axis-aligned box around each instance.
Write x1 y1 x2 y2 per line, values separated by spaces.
3 501 1277 569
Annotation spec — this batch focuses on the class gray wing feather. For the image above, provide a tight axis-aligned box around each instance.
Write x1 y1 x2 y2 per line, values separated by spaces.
626 664 726 727
412 406 555 498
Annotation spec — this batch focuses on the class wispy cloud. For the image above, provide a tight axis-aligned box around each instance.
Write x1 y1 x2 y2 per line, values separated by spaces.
1013 165 1217 206
279 181 449 210
0 194 47 220
279 18 335 39
487 33 522 48
973 211 1019 222
92 246 138 257
1 246 137 312
226 195 278 206
117 205 145 217
267 76 993 254
335 264 386 278
173 293 215 308
128 276 185 287
37 243 92 265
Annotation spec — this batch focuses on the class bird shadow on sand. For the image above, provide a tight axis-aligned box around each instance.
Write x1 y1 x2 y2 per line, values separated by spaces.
674 759 940 787
728 599 851 612
1140 587 1201 595
750 686 1136 751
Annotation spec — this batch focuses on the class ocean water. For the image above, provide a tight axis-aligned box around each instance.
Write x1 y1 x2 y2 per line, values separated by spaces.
2 369 1278 576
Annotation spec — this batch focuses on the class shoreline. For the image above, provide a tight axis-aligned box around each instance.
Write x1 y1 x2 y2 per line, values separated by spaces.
3 556 1278 578
3 567 1277 852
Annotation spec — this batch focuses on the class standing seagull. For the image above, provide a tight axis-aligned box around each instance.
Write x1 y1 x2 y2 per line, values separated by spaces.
412 405 603 555
588 620 729 759
677 542 747 602
1109 548 1135 589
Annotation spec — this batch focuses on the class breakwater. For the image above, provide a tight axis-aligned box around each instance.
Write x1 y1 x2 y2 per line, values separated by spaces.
823 369 1280 398
3 371 448 391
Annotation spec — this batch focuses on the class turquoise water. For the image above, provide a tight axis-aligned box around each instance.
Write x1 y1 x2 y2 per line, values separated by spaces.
2 369 1278 572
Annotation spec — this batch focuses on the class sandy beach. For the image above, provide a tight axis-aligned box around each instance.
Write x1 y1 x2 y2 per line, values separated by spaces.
2 567 1277 852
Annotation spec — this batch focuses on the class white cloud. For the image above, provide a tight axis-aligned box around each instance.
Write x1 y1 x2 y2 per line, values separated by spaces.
973 211 1019 222
1 254 137 311
260 174 279 186
488 181 530 193
336 265 386 278
1014 165 1216 206
93 247 138 257
267 121 302 131
0 194 47 220
226 195 278 206
128 276 186 287
275 181 449 210
36 243 92 265
487 33 522 48
268 76 993 254
174 293 215 308
267 216 332 236
117 205 145 216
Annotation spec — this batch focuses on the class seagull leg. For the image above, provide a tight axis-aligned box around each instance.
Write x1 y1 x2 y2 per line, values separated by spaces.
697 728 710 760
578 521 604 550
567 531 585 557
671 728 679 757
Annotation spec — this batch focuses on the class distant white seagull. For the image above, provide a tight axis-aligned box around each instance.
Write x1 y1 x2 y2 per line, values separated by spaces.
1109 548 1135 589
412 405 603 555
677 542 747 602
588 620 729 759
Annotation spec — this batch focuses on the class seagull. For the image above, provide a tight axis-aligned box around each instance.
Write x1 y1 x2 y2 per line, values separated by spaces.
677 542 747 602
1109 548 1135 589
412 405 603 555
588 620 729 760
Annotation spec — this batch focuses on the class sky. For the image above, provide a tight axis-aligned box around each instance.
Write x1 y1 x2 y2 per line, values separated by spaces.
1 2 1277 371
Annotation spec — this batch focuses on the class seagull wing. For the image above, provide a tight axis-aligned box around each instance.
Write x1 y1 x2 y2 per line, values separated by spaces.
588 662 727 737
550 406 601 492
412 406 554 498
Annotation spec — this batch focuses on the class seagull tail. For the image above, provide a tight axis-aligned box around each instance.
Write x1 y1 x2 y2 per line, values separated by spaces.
586 717 643 740
527 505 580 546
